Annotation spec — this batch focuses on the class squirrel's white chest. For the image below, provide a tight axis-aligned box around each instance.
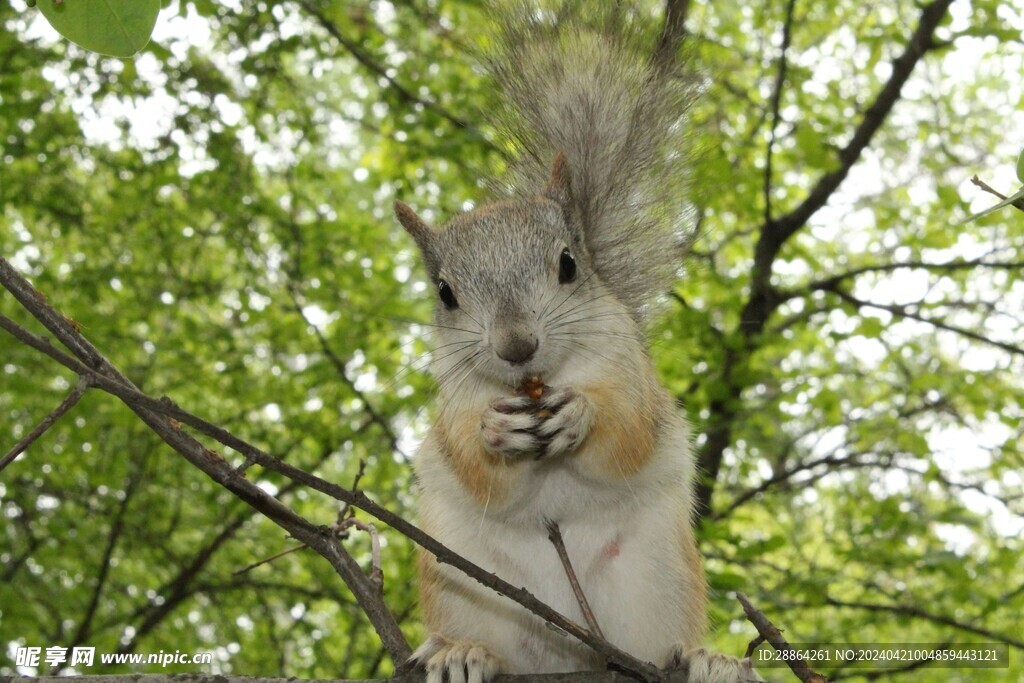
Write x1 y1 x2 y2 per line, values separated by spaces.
434 493 691 673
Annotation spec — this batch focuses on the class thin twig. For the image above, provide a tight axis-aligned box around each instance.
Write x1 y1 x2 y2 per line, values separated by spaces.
0 375 92 472
233 543 310 577
737 592 829 683
338 456 369 524
234 481 381 580
337 517 383 591
743 635 765 660
970 174 1007 200
971 174 1024 210
545 520 605 639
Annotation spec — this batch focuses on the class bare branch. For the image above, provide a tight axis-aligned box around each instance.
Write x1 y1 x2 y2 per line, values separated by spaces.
545 520 604 639
1 374 91 472
652 0 691 69
0 257 661 682
296 0 493 150
813 597 1024 650
763 0 798 224
737 593 829 683
0 258 412 667
971 174 1024 211
232 543 310 577
339 456 369 524
823 286 1024 357
337 517 384 592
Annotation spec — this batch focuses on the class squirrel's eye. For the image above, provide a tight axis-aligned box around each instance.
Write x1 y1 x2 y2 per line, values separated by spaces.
438 280 458 309
558 248 577 284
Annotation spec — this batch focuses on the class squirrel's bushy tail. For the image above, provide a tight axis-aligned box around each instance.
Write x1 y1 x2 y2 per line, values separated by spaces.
487 1 698 319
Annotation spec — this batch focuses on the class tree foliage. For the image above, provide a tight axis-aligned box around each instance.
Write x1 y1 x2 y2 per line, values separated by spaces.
1 0 1022 681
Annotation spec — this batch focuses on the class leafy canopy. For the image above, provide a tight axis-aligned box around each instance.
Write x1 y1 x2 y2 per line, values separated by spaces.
1 0 1022 680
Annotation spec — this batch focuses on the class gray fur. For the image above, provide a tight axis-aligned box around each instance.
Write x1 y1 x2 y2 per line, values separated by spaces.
485 1 698 320
393 2 697 388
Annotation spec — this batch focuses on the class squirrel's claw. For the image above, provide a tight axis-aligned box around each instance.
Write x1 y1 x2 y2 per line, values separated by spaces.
481 388 594 460
666 646 763 683
409 634 501 683
481 396 543 459
534 386 594 459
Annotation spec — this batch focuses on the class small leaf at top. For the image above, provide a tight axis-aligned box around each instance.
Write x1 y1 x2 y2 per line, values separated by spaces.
38 0 161 58
1017 148 1024 183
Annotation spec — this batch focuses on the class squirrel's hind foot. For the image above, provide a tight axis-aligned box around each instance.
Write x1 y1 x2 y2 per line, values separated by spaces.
409 634 502 683
666 646 763 683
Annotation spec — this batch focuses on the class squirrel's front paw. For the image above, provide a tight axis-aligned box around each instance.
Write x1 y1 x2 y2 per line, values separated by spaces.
481 395 542 458
666 646 763 683
535 385 594 459
408 634 502 683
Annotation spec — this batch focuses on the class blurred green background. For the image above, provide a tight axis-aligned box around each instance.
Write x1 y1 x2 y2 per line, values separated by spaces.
1 0 1022 680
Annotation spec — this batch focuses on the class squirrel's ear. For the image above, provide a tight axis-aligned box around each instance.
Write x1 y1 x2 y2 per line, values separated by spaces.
394 200 441 278
544 152 572 206
394 200 436 250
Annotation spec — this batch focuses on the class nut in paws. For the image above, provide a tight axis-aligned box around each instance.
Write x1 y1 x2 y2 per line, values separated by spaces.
532 385 594 459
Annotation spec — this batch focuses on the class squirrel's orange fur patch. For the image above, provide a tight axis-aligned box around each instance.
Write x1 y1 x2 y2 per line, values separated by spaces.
580 369 667 481
435 412 521 507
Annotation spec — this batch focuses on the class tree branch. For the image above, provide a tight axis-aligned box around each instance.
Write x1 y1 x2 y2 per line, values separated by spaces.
737 593 828 683
0 259 413 667
695 0 962 522
0 374 91 472
812 597 1024 650
297 0 491 149
546 520 604 639
760 0 956 266
652 0 691 69
0 257 661 682
822 285 1024 357
763 0 798 225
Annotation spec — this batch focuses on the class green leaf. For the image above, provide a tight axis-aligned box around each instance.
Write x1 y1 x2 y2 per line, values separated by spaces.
1017 148 1024 183
37 0 160 58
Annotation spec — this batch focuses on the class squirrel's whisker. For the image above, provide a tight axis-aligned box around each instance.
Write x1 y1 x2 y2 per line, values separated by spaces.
540 270 599 321
382 339 481 393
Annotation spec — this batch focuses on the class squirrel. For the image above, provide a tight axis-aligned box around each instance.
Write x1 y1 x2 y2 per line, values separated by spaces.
394 3 762 682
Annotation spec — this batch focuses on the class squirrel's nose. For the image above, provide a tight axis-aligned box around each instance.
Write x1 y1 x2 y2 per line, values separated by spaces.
495 335 539 365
